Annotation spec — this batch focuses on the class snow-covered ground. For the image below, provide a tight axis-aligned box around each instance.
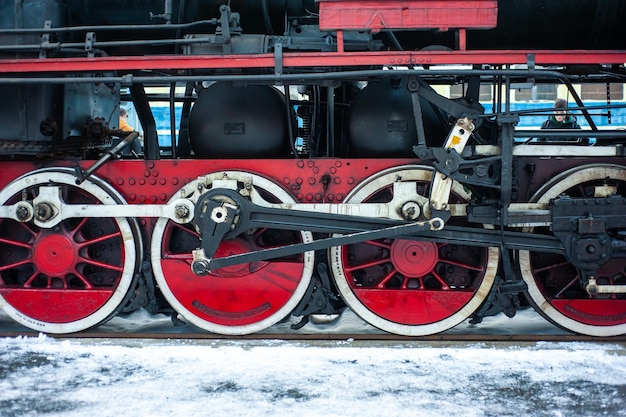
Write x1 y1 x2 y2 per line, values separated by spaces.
1 335 625 417
2 302 625 417
1 307 625 417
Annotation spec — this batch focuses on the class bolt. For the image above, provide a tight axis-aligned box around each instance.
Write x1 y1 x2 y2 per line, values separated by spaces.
15 205 30 221
401 201 420 220
192 259 210 276
476 165 488 177
175 204 190 219
35 203 53 221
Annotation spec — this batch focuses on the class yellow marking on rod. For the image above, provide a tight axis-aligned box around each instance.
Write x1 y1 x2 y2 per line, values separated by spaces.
450 135 462 145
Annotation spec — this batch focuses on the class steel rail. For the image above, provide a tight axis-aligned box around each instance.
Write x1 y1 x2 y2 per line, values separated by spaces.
0 329 624 343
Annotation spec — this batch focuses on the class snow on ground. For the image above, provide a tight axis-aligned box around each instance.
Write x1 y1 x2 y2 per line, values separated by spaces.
1 308 624 416
0 335 625 417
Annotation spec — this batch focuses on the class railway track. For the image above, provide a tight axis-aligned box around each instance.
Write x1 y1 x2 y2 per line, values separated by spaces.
1 329 624 343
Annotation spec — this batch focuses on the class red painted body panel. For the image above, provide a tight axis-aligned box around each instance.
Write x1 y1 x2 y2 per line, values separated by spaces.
318 0 498 31
0 159 418 205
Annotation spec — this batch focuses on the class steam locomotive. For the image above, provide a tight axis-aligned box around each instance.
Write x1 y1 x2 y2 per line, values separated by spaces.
1 0 625 337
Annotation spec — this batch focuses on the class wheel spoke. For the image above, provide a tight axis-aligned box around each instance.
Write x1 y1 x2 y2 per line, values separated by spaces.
78 256 123 272
533 260 571 274
430 270 451 290
439 258 485 272
170 221 199 237
363 240 392 249
344 257 389 272
76 231 123 248
70 268 95 289
377 269 398 288
0 258 31 272
553 273 581 299
0 236 32 249
163 253 193 261
22 271 40 287
69 217 90 239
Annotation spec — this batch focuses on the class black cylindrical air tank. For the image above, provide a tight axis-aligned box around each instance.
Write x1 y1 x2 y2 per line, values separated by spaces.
188 83 290 158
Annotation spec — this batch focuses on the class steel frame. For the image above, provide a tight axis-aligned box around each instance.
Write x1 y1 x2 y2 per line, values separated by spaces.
0 50 624 74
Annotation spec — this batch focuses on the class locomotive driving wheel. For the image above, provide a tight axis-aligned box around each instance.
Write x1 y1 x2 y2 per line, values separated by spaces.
519 164 626 336
151 171 314 335
329 166 499 336
0 168 140 333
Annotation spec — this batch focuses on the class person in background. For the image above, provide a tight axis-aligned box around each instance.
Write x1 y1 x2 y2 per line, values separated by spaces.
541 98 581 130
539 98 583 143
119 107 142 155
119 107 134 132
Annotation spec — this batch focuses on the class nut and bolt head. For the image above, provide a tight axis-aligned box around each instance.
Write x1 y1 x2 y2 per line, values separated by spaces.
175 204 190 219
35 203 54 221
191 259 210 276
401 201 421 220
15 205 31 221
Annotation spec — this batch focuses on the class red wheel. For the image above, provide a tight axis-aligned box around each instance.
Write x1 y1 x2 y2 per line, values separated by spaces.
520 164 626 336
330 166 498 335
151 171 314 335
0 168 140 333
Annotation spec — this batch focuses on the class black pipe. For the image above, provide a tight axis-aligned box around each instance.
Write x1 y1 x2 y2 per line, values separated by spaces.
75 132 139 184
131 84 160 160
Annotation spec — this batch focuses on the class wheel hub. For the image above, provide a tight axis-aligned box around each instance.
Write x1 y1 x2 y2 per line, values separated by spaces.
32 233 76 276
390 239 439 277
